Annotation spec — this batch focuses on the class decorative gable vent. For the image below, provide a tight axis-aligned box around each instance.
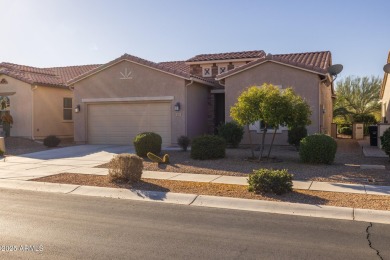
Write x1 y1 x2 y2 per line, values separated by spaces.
0 78 8 84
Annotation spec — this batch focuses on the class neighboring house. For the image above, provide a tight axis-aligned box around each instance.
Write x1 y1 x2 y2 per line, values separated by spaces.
380 51 390 122
0 63 99 139
0 49 335 146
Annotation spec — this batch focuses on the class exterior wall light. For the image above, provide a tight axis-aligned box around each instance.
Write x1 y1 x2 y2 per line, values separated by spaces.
174 102 181 111
75 105 81 113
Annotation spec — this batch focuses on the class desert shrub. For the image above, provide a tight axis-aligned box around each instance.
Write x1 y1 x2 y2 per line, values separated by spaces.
190 135 226 160
217 121 244 148
178 136 190 151
338 126 352 135
248 169 293 195
380 128 390 158
108 153 143 183
43 135 61 147
287 126 307 148
299 134 337 164
133 132 162 157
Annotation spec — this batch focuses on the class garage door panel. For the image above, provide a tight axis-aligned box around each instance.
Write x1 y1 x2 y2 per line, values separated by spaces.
87 102 171 145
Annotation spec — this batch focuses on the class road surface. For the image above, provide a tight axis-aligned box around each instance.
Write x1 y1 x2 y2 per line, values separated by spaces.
0 188 389 259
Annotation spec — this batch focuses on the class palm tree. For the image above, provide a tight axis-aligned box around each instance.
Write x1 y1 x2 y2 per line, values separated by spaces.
334 76 382 122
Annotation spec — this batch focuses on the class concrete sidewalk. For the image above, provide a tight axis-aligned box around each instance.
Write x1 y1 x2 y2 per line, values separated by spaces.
0 160 390 196
0 178 389 225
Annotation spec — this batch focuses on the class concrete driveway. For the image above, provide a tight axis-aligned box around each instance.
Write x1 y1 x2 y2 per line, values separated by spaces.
0 145 134 181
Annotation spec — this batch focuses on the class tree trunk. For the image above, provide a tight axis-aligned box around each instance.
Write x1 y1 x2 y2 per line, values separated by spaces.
247 125 255 159
267 127 278 159
259 125 267 161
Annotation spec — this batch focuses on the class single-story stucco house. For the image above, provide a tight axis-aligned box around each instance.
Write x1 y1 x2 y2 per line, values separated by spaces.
0 50 335 146
0 63 99 139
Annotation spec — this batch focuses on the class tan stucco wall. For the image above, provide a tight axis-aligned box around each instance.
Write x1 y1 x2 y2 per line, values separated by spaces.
0 75 33 138
381 77 390 121
224 62 322 145
32 86 74 139
186 82 209 139
320 81 333 134
72 60 203 144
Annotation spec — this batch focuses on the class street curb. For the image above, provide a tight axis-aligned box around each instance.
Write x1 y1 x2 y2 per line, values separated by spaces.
0 179 389 224
191 195 354 221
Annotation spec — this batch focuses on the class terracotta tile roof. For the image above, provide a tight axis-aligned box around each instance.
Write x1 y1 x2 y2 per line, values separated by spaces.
158 61 190 74
0 62 100 88
69 54 216 87
51 65 101 83
216 51 331 80
68 54 192 85
186 50 266 62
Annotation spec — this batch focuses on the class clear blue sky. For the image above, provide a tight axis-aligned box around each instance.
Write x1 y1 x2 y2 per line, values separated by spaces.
0 0 389 81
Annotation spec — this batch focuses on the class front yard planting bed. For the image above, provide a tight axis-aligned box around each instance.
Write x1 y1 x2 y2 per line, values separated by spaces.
96 140 390 185
32 173 390 211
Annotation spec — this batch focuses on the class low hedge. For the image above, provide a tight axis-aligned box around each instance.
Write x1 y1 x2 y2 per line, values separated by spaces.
248 169 293 195
299 134 337 164
217 121 244 148
190 135 226 160
133 132 162 157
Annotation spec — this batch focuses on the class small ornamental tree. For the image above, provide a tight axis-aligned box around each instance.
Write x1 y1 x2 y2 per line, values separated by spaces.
230 86 265 158
230 84 311 160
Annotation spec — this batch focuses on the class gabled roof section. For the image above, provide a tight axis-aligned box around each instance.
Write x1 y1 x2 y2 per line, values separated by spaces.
216 51 331 80
68 54 216 87
186 50 266 63
380 51 390 98
0 62 100 88
68 53 193 85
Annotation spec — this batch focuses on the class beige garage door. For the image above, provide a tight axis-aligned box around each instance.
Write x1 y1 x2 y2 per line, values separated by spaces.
87 102 171 145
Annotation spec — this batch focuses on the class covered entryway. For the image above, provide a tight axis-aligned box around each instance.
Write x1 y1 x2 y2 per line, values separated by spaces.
87 102 171 145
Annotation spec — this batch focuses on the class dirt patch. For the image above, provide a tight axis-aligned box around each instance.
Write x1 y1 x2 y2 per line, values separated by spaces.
32 173 390 211
96 139 390 185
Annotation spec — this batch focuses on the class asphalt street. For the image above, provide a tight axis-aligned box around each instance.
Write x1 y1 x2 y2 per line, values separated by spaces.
0 188 389 260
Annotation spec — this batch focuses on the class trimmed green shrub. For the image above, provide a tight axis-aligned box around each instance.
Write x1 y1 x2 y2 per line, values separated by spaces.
133 132 162 157
299 134 337 164
380 128 390 158
0 149 4 157
43 135 61 147
178 135 190 151
108 153 143 184
338 126 352 135
248 169 293 195
287 126 307 148
217 121 244 148
191 135 226 160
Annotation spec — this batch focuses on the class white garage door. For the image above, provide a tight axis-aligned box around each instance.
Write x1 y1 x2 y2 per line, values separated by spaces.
87 102 171 145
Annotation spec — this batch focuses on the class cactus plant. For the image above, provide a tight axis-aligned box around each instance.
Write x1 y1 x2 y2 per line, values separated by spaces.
147 152 163 163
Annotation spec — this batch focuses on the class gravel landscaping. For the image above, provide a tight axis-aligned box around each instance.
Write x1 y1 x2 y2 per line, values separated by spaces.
4 137 75 156
32 173 390 211
97 139 390 186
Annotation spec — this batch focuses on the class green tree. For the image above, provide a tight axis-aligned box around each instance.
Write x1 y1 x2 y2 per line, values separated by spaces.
231 84 311 160
230 86 264 158
334 76 382 123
